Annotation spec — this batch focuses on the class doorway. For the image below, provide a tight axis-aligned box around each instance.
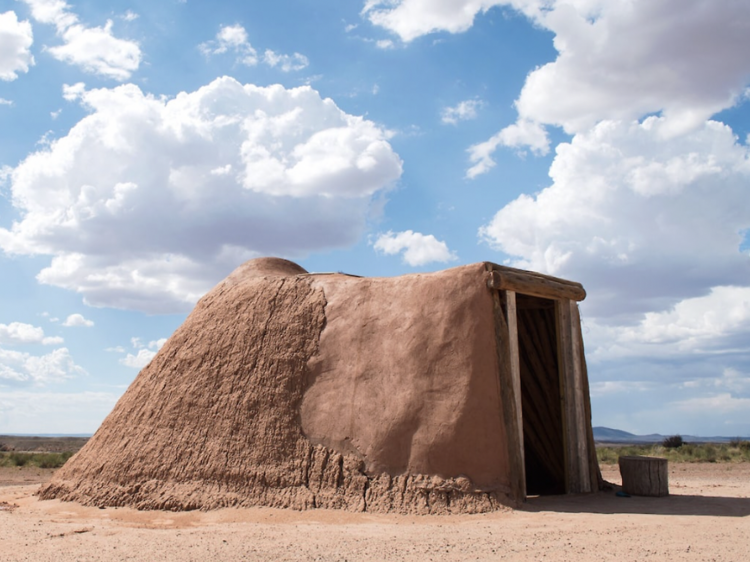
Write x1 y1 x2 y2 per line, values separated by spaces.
516 293 566 495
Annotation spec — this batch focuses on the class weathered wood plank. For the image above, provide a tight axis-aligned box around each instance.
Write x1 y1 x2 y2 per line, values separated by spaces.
504 290 525 494
487 263 526 503
568 301 591 493
485 268 586 302
574 303 604 491
556 299 577 493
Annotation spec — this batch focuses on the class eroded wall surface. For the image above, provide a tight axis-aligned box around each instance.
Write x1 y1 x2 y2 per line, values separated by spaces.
40 258 513 514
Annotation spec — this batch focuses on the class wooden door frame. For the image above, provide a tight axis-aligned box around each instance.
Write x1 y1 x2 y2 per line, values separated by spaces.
486 264 593 498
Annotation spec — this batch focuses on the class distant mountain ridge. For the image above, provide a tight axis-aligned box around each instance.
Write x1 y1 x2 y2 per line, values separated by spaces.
593 426 748 444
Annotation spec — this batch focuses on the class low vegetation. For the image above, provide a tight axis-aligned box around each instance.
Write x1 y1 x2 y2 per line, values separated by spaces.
0 451 74 469
597 439 750 464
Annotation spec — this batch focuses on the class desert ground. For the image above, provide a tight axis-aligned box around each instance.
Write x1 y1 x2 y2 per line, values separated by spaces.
1 463 748 562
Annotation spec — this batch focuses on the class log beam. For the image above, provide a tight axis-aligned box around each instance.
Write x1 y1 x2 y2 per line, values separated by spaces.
486 268 586 302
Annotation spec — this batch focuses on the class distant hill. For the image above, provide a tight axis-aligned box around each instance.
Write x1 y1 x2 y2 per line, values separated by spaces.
593 427 748 444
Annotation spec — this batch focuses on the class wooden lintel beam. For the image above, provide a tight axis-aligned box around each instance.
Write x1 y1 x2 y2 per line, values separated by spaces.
486 270 586 302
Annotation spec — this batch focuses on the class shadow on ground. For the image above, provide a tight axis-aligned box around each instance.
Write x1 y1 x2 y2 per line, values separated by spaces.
524 490 750 517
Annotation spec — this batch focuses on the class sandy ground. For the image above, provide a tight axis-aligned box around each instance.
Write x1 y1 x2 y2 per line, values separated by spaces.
1 464 749 562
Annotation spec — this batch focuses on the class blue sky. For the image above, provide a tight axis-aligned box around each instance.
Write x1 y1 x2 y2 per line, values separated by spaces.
1 0 749 437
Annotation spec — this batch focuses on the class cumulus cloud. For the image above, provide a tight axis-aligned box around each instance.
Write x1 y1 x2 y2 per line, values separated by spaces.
509 1 750 135
62 313 94 327
199 23 257 65
466 119 548 177
373 230 457 266
367 2 750 174
583 286 750 367
362 0 504 42
441 99 482 125
0 10 34 81
366 0 750 126
262 50 309 72
0 347 86 386
0 322 63 345
62 81 85 101
423 0 750 173
480 118 750 319
200 24 309 71
120 337 166 369
20 0 141 80
0 77 402 313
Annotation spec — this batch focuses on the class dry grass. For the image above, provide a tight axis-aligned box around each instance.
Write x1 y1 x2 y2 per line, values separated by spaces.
597 440 750 464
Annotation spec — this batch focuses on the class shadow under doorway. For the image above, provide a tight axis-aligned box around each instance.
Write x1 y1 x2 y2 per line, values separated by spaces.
516 293 566 496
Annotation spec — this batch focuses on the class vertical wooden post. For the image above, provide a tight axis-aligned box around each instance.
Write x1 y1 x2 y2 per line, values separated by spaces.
574 303 604 492
569 302 591 492
488 275 526 503
504 290 525 497
556 299 592 494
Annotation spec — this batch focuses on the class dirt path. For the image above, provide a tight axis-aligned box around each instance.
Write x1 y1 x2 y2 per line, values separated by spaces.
1 464 749 561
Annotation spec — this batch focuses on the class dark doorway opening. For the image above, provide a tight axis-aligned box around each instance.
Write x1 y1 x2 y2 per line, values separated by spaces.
516 293 566 495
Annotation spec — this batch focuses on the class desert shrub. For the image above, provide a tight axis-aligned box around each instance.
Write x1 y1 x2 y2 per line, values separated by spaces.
695 444 717 462
596 447 619 464
662 435 684 448
597 442 750 464
36 452 72 468
0 451 73 469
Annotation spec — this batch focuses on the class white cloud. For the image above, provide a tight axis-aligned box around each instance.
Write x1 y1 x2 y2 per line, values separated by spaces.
62 313 94 327
62 81 86 101
263 49 309 72
365 0 750 133
201 24 310 71
21 0 141 80
0 98 13 106
583 286 750 368
373 230 457 266
120 348 156 369
0 347 85 386
362 0 504 43
0 390 117 434
0 77 402 313
480 118 750 320
0 10 34 81
681 368 750 396
120 337 166 369
375 39 395 50
419 0 750 173
121 10 138 22
199 23 257 65
441 99 482 125
0 322 63 345
466 118 549 177
510 1 750 136
671 393 750 415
